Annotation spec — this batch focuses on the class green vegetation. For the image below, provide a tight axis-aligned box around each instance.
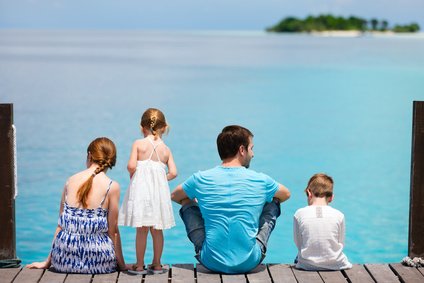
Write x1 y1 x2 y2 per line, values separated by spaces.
393 23 420 33
266 14 420 33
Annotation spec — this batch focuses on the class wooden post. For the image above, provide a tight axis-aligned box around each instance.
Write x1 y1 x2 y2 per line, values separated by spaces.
409 101 424 258
0 104 16 260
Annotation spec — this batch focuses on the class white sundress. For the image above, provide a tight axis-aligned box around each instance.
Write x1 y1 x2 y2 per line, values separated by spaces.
118 138 175 230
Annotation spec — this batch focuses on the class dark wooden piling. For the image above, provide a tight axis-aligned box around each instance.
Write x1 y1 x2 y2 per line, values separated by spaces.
409 101 424 258
0 104 17 261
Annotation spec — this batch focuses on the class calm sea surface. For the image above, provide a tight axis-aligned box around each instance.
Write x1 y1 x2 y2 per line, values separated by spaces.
1 30 424 265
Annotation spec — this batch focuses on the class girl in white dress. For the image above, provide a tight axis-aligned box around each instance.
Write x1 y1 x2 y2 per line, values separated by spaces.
119 108 177 274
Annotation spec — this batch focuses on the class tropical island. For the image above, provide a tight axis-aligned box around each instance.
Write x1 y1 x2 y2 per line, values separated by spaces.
266 14 420 34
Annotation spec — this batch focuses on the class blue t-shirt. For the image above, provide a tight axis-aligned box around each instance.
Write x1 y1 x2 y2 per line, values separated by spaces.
182 166 279 274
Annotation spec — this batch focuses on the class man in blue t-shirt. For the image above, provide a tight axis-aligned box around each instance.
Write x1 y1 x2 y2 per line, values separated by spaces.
171 125 291 274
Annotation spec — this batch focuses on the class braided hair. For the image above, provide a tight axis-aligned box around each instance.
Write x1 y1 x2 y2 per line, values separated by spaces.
77 137 116 208
140 108 168 139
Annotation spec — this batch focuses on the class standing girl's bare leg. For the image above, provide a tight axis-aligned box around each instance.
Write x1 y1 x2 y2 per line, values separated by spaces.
135 227 149 270
150 227 164 269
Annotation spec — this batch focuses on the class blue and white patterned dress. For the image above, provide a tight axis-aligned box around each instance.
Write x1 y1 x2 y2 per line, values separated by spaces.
50 181 117 274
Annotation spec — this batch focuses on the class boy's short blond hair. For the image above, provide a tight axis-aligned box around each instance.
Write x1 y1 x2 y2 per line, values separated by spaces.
305 173 334 199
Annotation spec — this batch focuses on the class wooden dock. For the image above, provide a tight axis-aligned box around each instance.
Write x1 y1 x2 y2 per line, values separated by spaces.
1 263 424 283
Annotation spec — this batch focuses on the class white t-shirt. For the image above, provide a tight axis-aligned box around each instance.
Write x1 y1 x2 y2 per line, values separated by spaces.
293 205 352 270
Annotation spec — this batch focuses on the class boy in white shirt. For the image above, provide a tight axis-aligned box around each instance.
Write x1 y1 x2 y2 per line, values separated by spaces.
293 173 352 270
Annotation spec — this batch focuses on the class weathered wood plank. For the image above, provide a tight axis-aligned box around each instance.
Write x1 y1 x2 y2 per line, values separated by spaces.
390 263 424 283
291 268 323 283
39 269 66 283
196 264 221 283
365 264 399 283
0 267 21 283
267 264 297 283
418 267 424 276
8 264 424 283
171 264 195 283
144 269 170 283
116 271 142 283
318 270 347 283
92 272 118 283
246 264 270 283
64 273 93 283
221 274 246 283
12 268 44 283
343 264 375 283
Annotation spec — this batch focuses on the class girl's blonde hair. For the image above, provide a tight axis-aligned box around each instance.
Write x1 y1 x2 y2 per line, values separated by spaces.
140 108 168 139
77 137 117 208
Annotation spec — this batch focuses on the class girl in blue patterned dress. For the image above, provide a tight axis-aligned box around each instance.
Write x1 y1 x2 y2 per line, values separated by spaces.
27 137 129 273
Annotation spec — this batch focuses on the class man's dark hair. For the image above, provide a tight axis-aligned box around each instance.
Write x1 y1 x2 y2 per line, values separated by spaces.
217 125 253 160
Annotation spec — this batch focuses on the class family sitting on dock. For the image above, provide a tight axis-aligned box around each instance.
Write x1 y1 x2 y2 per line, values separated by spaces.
27 108 352 274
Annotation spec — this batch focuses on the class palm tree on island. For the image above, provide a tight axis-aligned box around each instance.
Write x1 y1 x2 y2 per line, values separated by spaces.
266 14 420 34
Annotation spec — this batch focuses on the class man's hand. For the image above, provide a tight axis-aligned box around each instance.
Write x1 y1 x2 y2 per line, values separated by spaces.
180 198 192 206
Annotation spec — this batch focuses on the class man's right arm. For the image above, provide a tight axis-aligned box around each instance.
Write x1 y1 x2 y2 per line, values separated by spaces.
171 184 190 205
274 183 291 202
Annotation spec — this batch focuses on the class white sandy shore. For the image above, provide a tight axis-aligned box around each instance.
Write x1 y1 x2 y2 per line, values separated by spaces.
309 30 424 38
310 30 363 37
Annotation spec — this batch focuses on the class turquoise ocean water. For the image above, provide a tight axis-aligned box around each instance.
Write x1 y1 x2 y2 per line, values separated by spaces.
1 30 423 265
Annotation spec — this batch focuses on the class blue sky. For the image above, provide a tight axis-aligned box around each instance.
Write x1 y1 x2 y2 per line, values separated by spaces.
0 0 423 30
